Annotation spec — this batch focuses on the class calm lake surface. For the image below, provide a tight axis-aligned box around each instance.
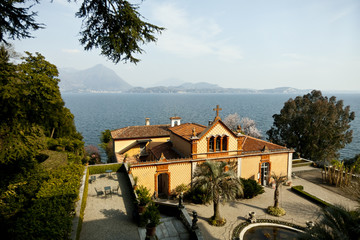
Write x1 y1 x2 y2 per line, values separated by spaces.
62 93 360 160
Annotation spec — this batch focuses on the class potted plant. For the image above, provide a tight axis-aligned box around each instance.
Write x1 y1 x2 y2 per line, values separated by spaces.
143 202 161 237
135 185 151 213
133 176 138 190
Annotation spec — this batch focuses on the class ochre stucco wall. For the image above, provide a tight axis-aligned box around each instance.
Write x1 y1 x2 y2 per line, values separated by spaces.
240 155 261 180
168 163 192 192
131 162 192 195
170 134 191 157
131 165 157 194
268 153 288 177
240 153 289 182
197 123 237 154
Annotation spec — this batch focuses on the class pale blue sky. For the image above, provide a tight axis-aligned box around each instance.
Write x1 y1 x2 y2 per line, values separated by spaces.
12 0 360 90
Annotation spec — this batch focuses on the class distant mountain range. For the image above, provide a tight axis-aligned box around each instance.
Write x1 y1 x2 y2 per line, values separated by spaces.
58 64 314 94
59 64 132 93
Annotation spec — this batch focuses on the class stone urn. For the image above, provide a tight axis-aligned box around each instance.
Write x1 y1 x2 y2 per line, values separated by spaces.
249 211 256 223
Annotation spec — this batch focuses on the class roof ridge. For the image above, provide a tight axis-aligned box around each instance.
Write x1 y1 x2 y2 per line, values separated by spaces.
244 135 286 148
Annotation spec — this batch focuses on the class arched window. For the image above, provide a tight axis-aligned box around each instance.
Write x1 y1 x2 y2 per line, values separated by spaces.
209 137 214 152
216 137 221 151
222 136 228 151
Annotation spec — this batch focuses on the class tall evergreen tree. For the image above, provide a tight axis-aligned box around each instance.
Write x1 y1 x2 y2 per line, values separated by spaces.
267 90 355 162
0 0 163 64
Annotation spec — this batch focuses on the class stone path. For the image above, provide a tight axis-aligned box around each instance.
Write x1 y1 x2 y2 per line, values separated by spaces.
138 217 190 240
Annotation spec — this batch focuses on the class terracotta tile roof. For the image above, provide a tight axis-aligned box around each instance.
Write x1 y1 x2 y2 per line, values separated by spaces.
242 136 287 152
111 124 170 139
149 142 181 160
169 123 207 141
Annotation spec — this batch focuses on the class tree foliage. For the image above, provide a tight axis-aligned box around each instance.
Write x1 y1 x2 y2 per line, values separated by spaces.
192 161 243 224
344 154 360 174
223 113 241 131
299 205 360 240
0 164 84 240
0 45 82 182
223 113 262 138
0 48 80 139
99 129 114 162
0 0 43 43
76 0 164 64
267 90 355 162
0 0 164 64
240 117 262 139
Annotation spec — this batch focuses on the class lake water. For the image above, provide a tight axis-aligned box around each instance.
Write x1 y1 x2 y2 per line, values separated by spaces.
62 93 360 160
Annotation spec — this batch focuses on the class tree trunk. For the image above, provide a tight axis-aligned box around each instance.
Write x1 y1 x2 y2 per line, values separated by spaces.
213 194 221 221
274 186 279 208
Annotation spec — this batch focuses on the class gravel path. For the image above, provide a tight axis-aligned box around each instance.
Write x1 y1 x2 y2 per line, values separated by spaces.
80 172 139 240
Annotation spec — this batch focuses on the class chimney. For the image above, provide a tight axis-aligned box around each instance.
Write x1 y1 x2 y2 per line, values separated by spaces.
170 116 181 127
145 118 150 126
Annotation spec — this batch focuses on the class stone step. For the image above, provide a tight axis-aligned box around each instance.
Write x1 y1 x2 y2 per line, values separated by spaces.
138 217 190 240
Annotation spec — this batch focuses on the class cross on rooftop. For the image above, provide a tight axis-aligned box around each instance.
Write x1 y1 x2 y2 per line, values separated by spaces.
213 105 222 120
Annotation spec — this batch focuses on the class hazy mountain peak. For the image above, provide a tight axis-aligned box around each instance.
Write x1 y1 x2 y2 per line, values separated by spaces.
59 64 132 93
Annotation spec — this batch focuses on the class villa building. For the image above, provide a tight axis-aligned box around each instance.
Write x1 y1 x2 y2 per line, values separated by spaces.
111 105 294 197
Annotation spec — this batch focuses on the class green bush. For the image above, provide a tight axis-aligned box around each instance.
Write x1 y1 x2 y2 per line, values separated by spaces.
11 196 74 240
143 202 161 227
88 163 122 175
171 183 190 198
239 178 264 199
3 163 85 240
135 185 152 206
37 164 84 200
267 206 286 216
187 186 208 204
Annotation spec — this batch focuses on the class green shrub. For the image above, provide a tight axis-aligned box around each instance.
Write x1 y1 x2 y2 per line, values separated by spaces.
171 183 190 198
143 202 161 227
292 185 304 191
37 164 84 200
291 185 331 207
239 178 264 199
4 163 85 240
267 206 286 216
135 185 152 206
187 186 208 204
88 163 122 175
12 196 74 240
208 216 226 226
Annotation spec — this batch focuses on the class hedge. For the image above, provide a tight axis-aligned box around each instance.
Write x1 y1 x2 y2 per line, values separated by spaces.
291 185 332 208
5 163 85 240
88 163 122 175
76 167 89 240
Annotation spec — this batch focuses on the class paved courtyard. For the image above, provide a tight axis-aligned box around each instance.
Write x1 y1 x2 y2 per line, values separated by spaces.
80 167 359 240
80 172 139 240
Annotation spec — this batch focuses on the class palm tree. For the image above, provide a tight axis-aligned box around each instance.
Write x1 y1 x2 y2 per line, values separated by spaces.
300 205 360 240
192 160 243 224
272 173 287 208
